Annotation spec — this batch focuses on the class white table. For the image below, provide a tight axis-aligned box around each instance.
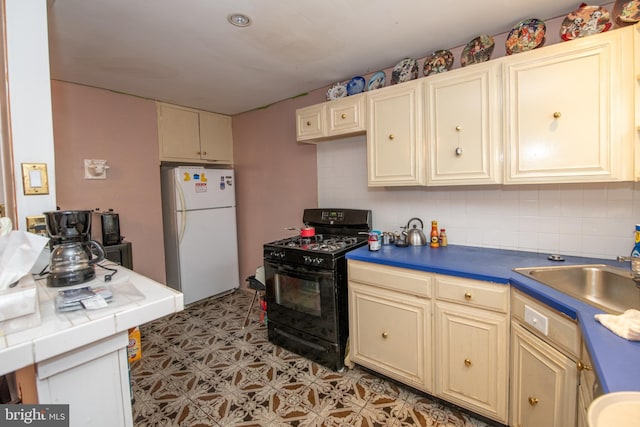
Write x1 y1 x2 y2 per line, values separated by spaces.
0 264 184 427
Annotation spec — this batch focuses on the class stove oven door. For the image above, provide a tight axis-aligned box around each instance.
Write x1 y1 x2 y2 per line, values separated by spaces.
264 260 339 342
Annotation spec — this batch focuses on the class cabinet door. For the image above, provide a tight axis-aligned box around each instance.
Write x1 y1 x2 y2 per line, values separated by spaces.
349 281 432 392
200 111 233 164
577 341 598 427
434 301 508 423
510 321 577 427
367 80 425 186
296 104 325 141
425 63 501 185
158 104 201 162
327 94 366 137
503 27 634 184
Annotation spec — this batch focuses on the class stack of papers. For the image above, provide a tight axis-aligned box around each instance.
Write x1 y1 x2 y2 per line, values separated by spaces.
55 285 113 312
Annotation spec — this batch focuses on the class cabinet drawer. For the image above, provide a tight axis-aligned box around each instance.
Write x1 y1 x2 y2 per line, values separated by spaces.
327 94 365 136
296 104 325 141
511 289 580 358
435 274 508 313
348 260 432 297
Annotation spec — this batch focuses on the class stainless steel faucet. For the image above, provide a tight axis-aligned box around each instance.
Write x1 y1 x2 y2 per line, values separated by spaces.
616 256 640 285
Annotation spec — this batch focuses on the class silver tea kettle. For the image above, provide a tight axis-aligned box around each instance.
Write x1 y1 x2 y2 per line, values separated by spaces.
404 217 427 246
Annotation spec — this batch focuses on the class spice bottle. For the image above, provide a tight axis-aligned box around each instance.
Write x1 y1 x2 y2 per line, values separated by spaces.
439 229 448 247
430 221 440 248
368 231 381 251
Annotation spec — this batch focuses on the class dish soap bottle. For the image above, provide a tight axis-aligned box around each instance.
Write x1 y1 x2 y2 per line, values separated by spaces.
430 220 440 248
632 224 640 257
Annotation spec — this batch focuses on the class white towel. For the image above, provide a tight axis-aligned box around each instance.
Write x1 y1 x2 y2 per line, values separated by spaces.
595 309 640 341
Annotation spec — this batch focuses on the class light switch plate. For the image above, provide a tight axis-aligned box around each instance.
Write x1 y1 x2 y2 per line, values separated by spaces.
524 305 549 336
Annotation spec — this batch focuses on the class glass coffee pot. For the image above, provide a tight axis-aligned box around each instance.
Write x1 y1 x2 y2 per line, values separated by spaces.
44 210 105 287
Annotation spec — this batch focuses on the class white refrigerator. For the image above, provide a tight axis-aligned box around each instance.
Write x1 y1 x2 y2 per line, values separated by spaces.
161 166 239 304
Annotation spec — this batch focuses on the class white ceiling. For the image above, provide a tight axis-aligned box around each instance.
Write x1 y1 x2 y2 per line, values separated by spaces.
47 0 612 115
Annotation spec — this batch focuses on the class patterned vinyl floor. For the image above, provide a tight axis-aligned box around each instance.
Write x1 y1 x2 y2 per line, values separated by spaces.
131 290 493 427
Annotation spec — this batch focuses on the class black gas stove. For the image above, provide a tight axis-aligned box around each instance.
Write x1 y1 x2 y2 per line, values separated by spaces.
264 234 367 268
263 208 372 371
264 209 371 269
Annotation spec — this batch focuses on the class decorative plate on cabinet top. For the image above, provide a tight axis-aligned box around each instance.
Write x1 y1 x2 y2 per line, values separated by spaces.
326 81 348 100
560 4 611 41
390 58 419 85
618 0 640 23
460 35 495 67
423 50 454 76
346 76 366 95
367 71 386 91
505 18 546 55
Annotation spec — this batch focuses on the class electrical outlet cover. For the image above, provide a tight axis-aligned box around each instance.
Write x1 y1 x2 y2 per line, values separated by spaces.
524 305 549 336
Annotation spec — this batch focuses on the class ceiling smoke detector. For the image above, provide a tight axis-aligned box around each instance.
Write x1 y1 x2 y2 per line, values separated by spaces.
227 13 251 27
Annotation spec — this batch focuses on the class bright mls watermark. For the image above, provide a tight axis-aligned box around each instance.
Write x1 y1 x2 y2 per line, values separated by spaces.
0 405 69 426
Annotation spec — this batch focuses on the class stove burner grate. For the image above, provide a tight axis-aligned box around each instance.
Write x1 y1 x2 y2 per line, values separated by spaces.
271 235 362 253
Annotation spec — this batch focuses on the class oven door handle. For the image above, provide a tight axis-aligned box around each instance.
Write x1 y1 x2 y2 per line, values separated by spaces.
267 262 335 279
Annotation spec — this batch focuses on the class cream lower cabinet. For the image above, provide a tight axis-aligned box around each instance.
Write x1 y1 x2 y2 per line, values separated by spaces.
503 26 635 184
367 80 425 186
348 260 432 392
510 321 577 427
510 289 580 427
576 341 598 427
424 62 502 185
158 102 233 164
434 275 509 423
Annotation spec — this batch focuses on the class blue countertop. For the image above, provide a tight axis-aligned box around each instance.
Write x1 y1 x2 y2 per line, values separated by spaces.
346 244 640 393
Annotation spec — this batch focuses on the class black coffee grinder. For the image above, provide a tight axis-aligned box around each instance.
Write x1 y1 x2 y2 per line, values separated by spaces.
44 210 106 287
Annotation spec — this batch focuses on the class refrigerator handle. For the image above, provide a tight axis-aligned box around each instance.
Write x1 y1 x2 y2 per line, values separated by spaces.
176 175 187 243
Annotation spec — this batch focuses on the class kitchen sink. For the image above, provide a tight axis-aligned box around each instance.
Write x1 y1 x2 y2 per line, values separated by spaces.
513 264 640 314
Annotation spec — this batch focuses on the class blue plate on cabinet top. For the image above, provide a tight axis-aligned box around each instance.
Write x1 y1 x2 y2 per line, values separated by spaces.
346 76 366 95
367 71 386 91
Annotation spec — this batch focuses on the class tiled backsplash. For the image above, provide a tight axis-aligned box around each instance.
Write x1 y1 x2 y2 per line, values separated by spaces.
317 136 640 260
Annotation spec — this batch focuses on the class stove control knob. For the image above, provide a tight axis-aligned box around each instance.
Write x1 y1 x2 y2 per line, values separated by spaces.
303 256 324 266
269 250 285 259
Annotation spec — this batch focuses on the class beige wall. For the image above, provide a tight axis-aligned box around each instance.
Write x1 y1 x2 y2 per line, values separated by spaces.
51 81 166 283
233 91 324 282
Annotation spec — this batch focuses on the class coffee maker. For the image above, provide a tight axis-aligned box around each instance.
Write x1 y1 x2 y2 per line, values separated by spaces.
44 210 106 287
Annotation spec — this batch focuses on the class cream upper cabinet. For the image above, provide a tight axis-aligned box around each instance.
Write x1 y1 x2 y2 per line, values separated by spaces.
296 94 366 142
434 275 509 423
510 321 577 427
424 62 502 185
296 104 325 141
158 103 233 164
347 260 432 392
367 80 426 186
503 26 635 184
199 111 233 163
